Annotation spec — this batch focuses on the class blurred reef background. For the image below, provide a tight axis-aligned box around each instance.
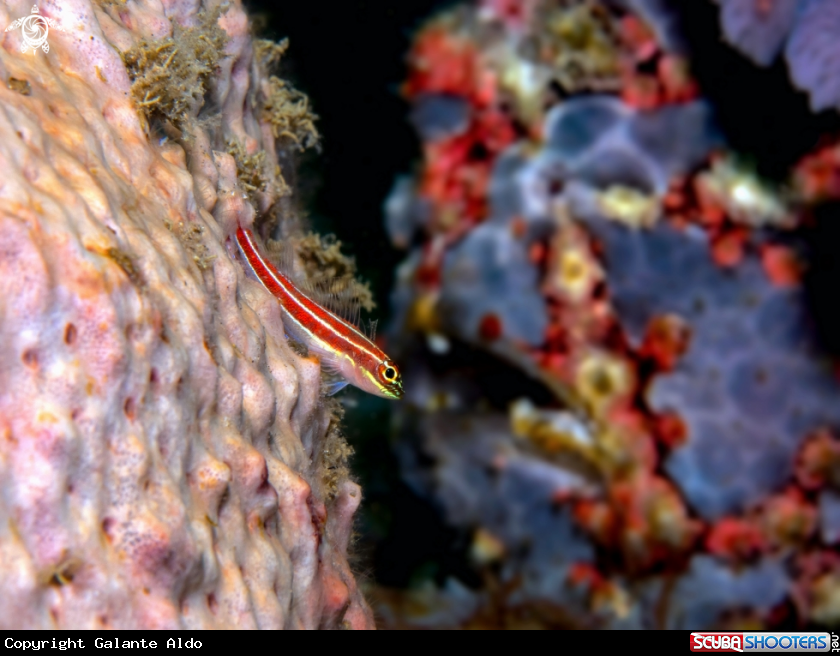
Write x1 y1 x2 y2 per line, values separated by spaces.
259 0 840 629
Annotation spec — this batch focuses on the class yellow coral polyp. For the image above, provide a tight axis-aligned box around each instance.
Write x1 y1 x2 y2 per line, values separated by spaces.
406 293 441 334
591 580 632 620
575 351 632 414
510 398 601 469
494 46 551 126
811 573 840 626
546 211 604 303
470 527 506 566
556 247 594 300
595 426 634 473
540 2 620 93
698 158 790 228
597 185 661 229
648 493 690 548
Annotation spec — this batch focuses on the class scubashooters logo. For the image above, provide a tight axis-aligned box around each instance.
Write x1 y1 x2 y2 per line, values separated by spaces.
4 5 64 54
690 633 834 653
692 634 746 652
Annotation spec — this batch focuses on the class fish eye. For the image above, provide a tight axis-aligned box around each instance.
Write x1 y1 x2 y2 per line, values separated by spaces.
379 362 400 383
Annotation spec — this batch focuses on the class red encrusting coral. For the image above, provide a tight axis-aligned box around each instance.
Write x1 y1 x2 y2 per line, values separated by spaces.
639 315 692 373
706 517 768 562
573 473 702 573
478 0 541 33
761 487 817 549
419 109 517 227
404 19 519 229
478 313 504 341
404 26 496 107
760 243 803 287
794 137 840 202
709 225 749 268
796 429 840 491
618 15 699 110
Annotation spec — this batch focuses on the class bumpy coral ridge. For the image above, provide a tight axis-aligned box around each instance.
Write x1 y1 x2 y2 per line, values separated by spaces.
0 0 372 629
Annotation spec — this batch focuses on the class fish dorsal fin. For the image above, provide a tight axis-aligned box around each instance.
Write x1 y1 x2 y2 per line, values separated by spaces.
266 238 306 283
367 318 378 342
265 238 368 329
306 277 366 327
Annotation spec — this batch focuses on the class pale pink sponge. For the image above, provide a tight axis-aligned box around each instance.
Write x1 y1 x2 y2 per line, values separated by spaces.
0 0 373 629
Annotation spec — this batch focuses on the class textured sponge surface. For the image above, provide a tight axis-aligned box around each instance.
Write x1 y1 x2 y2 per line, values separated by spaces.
0 0 371 629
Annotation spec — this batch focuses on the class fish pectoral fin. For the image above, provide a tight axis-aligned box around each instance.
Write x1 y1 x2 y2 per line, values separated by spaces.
306 344 343 376
282 320 343 374
322 378 349 396
320 359 343 377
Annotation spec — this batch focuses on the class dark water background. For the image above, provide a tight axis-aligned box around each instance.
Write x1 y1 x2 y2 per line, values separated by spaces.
247 0 469 588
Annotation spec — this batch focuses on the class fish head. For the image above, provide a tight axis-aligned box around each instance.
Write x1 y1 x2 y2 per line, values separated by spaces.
372 359 404 400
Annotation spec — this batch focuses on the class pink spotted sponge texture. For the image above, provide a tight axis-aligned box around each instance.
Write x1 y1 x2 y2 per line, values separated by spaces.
0 0 371 629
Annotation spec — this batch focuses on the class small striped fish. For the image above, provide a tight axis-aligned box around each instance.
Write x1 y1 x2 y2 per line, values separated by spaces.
235 226 404 400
